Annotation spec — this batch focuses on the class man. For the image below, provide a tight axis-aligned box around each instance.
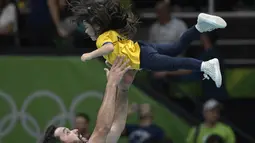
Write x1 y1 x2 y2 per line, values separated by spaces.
186 99 235 143
149 0 187 44
27 0 56 46
74 113 91 139
42 56 136 143
123 104 165 143
0 0 17 47
148 0 189 95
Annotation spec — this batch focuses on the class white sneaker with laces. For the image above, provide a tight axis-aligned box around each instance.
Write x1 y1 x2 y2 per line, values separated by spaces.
201 58 222 88
195 13 227 33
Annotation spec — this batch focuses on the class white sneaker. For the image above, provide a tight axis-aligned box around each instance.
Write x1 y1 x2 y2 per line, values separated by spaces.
201 58 222 88
195 13 227 33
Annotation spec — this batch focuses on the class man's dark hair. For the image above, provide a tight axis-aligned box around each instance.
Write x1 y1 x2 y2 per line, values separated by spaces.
42 125 58 143
76 113 90 123
70 0 140 39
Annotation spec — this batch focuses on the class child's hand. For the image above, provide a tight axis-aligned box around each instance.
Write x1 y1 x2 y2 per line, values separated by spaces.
81 53 92 62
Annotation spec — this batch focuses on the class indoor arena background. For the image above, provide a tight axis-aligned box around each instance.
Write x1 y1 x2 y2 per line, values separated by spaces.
0 0 255 143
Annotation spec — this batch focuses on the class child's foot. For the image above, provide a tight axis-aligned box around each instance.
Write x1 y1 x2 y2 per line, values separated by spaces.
201 58 222 88
195 13 227 33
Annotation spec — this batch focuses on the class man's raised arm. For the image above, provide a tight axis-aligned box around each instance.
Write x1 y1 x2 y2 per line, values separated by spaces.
88 56 130 143
105 70 137 143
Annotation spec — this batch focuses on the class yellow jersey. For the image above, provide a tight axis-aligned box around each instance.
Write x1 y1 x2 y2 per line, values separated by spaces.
96 30 141 69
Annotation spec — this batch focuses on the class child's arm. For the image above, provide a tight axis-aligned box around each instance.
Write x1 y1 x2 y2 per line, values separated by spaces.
81 43 114 61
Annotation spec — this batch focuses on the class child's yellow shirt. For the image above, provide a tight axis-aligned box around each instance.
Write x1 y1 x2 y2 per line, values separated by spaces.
96 30 140 69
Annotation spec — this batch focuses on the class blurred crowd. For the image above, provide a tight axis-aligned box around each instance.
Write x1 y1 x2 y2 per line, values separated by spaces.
1 0 255 49
135 0 255 11
74 99 235 143
0 0 243 142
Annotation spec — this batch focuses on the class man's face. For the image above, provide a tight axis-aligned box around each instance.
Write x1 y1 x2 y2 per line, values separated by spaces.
75 116 89 133
204 108 220 123
156 4 170 22
55 127 87 143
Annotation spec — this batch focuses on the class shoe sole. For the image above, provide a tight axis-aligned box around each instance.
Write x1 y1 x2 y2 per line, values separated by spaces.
212 58 222 88
198 13 227 29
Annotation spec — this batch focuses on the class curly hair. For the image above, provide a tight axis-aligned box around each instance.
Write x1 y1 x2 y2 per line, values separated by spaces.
42 125 58 143
70 0 140 39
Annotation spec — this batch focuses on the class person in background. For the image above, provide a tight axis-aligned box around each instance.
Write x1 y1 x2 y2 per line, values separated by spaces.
47 0 73 37
48 0 96 49
148 0 189 95
74 113 91 139
26 0 56 46
0 0 17 47
123 103 165 143
186 99 235 143
149 0 187 44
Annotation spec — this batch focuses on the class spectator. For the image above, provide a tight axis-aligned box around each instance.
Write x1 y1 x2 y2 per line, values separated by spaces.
26 0 56 46
123 103 165 143
149 0 187 44
0 0 17 47
148 0 189 95
74 113 91 139
47 0 95 49
186 99 235 143
47 0 74 37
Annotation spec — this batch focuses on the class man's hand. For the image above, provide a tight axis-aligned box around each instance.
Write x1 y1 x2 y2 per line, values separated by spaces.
104 57 136 90
104 56 131 86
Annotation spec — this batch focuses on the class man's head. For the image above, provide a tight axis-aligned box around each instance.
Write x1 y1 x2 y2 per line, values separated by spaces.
43 125 87 143
138 104 153 125
203 99 221 124
75 113 90 134
155 0 171 24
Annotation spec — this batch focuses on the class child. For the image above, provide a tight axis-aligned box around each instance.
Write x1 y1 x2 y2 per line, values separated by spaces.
72 0 227 88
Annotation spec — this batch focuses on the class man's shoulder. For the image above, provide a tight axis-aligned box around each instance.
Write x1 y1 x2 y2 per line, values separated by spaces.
171 18 187 27
172 18 185 23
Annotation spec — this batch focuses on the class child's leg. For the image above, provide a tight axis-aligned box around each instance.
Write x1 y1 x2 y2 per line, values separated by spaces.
140 53 222 88
154 26 200 57
153 13 227 57
141 53 202 71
